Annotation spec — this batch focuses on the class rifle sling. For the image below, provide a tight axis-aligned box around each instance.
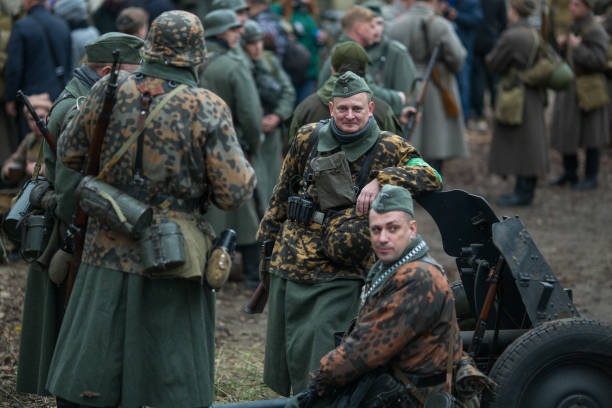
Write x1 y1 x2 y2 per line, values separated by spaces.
97 84 187 181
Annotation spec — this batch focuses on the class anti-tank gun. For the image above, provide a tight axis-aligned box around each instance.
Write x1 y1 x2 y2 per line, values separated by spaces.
212 189 612 408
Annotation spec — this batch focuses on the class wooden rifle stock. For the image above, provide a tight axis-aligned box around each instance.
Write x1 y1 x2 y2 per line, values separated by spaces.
16 90 57 154
65 50 121 305
402 43 441 140
244 239 274 314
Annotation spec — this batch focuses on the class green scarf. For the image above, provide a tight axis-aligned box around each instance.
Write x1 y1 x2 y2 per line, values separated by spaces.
361 234 429 302
317 117 380 162
136 62 198 88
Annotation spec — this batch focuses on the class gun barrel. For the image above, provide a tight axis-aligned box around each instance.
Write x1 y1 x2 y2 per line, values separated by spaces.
16 90 57 153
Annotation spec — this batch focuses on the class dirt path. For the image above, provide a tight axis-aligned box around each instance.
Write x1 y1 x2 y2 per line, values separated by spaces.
1 129 611 406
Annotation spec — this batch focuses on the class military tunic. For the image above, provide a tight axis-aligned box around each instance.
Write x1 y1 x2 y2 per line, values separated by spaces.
486 20 549 177
551 12 611 152
388 4 470 161
288 74 402 143
201 38 263 245
46 65 256 407
305 241 462 407
257 121 442 395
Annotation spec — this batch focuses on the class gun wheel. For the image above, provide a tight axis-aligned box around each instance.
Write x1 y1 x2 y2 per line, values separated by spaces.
484 318 612 408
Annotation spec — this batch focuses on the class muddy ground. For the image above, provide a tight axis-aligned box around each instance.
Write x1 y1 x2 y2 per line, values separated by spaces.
1 127 611 406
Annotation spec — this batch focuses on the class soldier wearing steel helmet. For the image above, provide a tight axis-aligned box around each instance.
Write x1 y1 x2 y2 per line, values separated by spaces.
200 9 265 289
45 11 256 407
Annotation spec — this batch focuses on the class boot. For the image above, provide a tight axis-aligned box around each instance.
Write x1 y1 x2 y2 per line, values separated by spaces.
574 148 600 190
497 176 536 207
240 243 261 289
549 154 578 186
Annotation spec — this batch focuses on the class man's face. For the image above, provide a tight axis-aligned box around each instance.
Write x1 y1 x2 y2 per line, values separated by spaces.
371 16 384 44
569 0 590 19
219 27 243 48
353 19 376 47
243 39 263 61
329 92 374 133
236 8 249 24
369 210 417 264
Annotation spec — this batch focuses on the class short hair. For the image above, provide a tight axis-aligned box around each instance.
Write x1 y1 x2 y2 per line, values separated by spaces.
341 6 374 31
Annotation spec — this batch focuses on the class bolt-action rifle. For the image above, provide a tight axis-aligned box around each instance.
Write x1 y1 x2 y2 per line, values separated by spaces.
16 90 57 154
243 239 274 314
65 50 121 305
402 42 440 140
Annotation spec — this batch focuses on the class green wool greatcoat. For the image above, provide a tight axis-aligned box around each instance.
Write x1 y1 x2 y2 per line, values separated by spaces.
250 50 296 207
16 72 92 395
201 39 264 244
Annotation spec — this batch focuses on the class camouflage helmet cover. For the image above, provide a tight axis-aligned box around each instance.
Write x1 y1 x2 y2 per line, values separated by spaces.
142 10 206 67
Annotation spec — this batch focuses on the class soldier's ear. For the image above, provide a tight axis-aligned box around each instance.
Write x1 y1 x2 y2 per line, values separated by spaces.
328 101 334 116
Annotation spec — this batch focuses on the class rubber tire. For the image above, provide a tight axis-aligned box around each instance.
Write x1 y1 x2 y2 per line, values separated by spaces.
485 318 612 408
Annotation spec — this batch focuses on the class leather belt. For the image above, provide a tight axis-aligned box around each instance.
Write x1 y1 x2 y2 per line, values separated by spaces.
404 372 446 388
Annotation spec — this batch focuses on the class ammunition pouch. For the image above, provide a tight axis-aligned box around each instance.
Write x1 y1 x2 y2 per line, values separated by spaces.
4 176 46 242
321 207 371 266
20 214 53 263
311 150 355 211
76 176 153 239
287 196 315 224
205 229 236 289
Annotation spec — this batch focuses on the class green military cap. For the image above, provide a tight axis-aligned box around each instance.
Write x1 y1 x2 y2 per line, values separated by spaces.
211 0 248 12
332 71 372 98
362 1 383 17
204 9 242 37
85 32 144 65
331 41 369 73
242 19 264 43
510 0 536 15
371 184 414 217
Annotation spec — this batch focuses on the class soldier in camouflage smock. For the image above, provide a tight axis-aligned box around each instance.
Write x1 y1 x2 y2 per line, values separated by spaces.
15 35 143 399
258 71 442 396
46 11 256 407
287 185 462 408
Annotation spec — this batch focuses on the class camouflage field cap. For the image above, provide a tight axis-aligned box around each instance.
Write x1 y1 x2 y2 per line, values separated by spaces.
242 19 264 43
211 0 248 12
371 184 414 217
204 9 242 37
331 71 372 98
85 32 144 65
142 10 206 67
510 0 536 15
331 42 369 73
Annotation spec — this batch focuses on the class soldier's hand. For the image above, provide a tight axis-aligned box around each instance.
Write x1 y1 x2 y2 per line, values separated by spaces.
400 106 421 126
262 114 281 133
356 179 381 216
5 101 16 117
557 34 567 49
568 33 582 48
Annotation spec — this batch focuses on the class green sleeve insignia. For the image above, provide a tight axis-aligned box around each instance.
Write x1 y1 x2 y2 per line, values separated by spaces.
407 157 443 188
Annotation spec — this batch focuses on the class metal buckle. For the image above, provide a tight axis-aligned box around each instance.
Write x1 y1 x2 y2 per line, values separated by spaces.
312 211 325 224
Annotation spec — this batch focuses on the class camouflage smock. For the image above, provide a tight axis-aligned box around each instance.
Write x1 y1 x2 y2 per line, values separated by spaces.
311 251 462 399
58 68 256 275
256 122 442 283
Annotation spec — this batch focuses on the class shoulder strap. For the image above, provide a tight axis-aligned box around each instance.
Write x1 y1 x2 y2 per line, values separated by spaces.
525 28 541 68
445 323 457 393
354 135 381 195
300 122 323 195
96 84 187 180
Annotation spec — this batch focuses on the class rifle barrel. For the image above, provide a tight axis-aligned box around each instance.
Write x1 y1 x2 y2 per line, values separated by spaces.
16 90 57 154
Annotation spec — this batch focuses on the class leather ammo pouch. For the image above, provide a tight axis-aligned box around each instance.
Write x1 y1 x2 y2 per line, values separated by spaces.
139 216 212 280
575 73 610 111
494 74 525 126
76 175 153 239
311 150 355 211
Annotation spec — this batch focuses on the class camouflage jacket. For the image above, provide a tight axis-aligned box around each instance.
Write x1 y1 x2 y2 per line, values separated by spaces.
311 250 462 397
59 66 256 275
256 122 442 282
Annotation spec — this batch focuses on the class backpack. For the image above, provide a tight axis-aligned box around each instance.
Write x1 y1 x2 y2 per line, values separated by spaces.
282 38 312 86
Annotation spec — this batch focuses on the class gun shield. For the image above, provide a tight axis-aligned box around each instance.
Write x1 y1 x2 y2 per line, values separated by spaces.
76 176 153 239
